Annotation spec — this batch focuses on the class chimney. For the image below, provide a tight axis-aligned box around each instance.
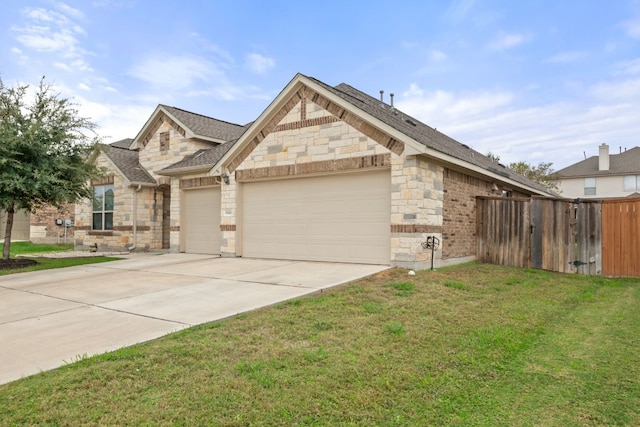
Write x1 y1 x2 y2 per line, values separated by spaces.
599 143 610 171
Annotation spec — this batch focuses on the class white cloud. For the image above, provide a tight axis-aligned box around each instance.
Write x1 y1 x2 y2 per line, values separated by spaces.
54 2 86 21
244 53 275 74
12 6 88 61
616 58 640 75
445 0 476 21
430 49 448 62
78 83 91 91
128 55 221 90
399 84 513 123
591 77 640 101
546 50 588 64
395 79 640 169
622 17 640 39
489 32 529 50
54 62 71 71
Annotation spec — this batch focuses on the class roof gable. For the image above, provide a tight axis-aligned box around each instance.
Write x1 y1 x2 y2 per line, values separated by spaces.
102 144 156 185
215 73 551 196
133 105 247 149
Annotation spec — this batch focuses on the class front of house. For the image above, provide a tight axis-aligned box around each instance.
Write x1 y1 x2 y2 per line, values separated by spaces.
75 74 551 270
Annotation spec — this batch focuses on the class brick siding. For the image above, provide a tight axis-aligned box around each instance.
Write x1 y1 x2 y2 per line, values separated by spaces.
442 168 497 259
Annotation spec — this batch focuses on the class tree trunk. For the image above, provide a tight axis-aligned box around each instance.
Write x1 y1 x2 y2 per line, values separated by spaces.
3 207 14 261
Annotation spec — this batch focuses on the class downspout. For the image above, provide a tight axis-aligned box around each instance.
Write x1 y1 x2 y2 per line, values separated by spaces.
127 184 142 251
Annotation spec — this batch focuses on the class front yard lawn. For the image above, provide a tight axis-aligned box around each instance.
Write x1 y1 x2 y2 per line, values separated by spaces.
0 263 638 426
0 242 120 275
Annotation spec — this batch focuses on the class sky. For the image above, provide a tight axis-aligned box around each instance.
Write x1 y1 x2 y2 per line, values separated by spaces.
1 0 639 170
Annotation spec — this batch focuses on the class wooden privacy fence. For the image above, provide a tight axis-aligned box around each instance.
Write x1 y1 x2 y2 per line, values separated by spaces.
476 197 640 277
601 199 640 277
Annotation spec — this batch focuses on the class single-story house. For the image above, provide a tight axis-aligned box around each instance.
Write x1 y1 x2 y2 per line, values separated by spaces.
75 73 551 270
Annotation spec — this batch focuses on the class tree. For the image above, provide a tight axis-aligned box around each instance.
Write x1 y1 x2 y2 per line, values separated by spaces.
507 161 559 192
0 77 101 261
485 152 559 192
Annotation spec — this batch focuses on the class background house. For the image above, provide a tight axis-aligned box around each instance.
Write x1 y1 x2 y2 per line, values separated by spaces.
75 74 552 270
0 210 30 242
556 144 640 199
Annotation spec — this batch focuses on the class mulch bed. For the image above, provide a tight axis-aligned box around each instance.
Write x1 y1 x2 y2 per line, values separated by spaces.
0 258 38 270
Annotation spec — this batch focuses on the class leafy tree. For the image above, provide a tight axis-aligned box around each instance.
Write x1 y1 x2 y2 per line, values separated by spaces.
507 161 559 192
485 152 559 192
486 151 501 163
0 77 101 260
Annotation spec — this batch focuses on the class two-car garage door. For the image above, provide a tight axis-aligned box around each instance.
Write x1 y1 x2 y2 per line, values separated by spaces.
242 170 390 264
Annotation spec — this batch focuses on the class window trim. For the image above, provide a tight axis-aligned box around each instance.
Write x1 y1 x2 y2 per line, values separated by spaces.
624 175 639 192
92 184 114 231
584 177 596 195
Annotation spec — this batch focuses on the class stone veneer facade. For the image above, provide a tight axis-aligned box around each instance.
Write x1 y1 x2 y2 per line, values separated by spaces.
219 86 446 270
75 114 215 252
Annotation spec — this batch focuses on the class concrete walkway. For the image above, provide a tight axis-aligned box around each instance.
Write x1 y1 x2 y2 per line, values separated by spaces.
0 253 388 385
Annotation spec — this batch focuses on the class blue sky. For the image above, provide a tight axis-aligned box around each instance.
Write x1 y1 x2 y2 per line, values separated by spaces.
1 0 639 169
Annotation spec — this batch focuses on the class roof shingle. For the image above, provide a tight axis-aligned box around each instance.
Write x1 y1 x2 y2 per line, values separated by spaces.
308 77 551 194
104 141 156 184
556 147 640 177
161 105 247 142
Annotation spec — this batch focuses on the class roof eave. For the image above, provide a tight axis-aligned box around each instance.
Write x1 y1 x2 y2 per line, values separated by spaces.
129 181 157 187
156 164 214 177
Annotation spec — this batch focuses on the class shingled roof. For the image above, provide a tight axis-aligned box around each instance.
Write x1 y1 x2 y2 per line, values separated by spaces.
161 105 247 142
556 146 640 177
159 139 239 174
305 76 551 194
103 140 156 185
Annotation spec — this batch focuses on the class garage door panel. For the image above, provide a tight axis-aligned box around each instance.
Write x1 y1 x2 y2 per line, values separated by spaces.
183 187 221 255
242 171 390 264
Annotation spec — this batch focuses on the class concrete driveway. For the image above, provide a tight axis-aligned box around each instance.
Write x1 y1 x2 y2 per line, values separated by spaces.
0 254 388 385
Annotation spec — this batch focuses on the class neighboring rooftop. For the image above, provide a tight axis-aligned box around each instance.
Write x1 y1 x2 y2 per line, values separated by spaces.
161 105 248 142
556 146 640 177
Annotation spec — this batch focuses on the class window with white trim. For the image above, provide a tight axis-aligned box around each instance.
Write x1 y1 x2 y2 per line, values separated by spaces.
93 184 114 230
584 177 596 195
624 175 639 192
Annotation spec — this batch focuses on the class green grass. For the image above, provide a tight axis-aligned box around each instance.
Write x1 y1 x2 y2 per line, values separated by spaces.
1 241 74 256
0 263 638 426
0 256 121 275
0 242 121 275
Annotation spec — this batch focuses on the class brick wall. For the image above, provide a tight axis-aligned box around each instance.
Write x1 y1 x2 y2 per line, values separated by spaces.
30 202 75 243
442 168 498 260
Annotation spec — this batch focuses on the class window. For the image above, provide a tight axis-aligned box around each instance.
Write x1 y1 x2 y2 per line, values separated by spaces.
624 175 639 192
584 177 596 195
159 131 170 151
93 184 114 230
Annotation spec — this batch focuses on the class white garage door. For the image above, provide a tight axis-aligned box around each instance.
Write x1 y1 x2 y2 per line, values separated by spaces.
242 170 390 264
183 187 221 254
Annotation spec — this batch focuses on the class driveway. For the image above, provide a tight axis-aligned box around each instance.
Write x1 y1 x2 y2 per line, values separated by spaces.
0 254 388 385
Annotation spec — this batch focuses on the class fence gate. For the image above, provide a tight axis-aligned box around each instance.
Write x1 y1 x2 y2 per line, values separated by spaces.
477 197 601 275
602 199 640 277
